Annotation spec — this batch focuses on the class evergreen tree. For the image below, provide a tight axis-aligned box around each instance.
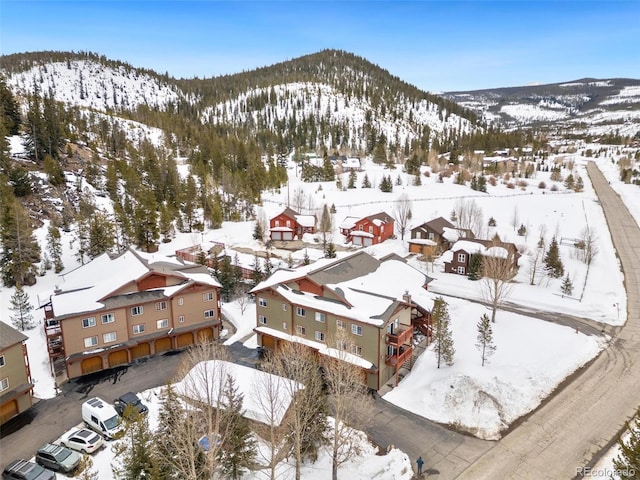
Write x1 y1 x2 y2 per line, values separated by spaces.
613 407 640 479
217 255 238 301
134 187 159 252
575 175 584 192
250 253 264 288
330 203 336 214
467 253 483 281
450 209 458 223
87 211 115 258
181 175 198 232
478 175 487 192
544 237 564 278
43 155 65 186
0 189 41 286
361 173 371 188
47 224 64 273
395 174 402 186
263 251 274 278
322 156 335 181
158 204 174 243
112 407 159 480
476 313 496 367
348 169 357 189
303 249 310 265
561 275 573 296
432 297 455 368
412 173 422 186
10 284 35 330
0 77 21 135
253 221 264 241
373 142 387 165
564 173 575 190
325 242 337 259
379 175 393 192
217 375 256 479
517 224 527 236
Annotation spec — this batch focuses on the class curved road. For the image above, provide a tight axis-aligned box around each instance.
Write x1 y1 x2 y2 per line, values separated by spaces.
456 162 640 479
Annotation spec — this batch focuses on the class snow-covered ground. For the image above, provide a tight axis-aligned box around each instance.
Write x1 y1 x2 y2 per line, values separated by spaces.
1 140 638 471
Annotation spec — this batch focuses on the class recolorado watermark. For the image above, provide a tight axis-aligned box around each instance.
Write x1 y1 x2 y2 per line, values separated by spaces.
576 466 636 478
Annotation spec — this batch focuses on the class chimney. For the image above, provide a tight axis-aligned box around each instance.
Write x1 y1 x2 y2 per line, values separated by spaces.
402 290 411 304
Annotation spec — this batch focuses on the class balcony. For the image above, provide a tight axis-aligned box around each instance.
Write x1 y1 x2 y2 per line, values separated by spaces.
385 345 413 367
385 327 413 346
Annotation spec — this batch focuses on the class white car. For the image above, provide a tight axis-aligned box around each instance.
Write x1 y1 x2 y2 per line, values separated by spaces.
59 427 104 454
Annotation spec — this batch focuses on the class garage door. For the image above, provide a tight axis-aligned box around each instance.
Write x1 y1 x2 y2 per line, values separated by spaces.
155 337 172 354
108 350 129 367
353 237 363 246
363 237 373 247
272 232 282 241
131 342 150 360
81 356 103 375
177 332 194 348
1 400 18 424
283 232 294 241
198 327 214 343
261 334 276 350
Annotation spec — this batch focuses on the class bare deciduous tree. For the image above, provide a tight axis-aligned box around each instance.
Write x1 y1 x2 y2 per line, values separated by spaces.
481 246 518 322
454 198 484 238
235 293 249 315
527 246 545 286
292 187 306 213
394 193 412 240
578 226 598 265
324 332 374 480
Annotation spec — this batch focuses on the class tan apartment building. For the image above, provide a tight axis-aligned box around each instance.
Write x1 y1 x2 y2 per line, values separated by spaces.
0 322 34 425
251 251 433 391
42 249 222 380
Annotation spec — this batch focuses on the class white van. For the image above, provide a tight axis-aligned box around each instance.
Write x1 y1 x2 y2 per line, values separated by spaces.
81 397 124 440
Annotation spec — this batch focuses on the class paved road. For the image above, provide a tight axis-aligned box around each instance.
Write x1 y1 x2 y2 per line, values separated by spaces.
455 162 640 479
0 351 185 469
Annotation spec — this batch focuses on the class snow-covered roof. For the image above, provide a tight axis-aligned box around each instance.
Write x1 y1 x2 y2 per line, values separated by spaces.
270 226 294 232
350 231 374 238
343 157 361 168
442 227 463 242
174 360 301 427
408 238 437 246
294 214 316 228
340 216 359 230
255 327 373 369
450 240 510 259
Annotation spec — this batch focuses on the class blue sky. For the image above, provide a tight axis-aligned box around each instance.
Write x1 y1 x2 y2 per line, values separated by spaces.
1 1 638 92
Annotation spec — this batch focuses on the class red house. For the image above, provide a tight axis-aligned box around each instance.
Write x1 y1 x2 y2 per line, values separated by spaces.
341 212 395 246
270 207 316 241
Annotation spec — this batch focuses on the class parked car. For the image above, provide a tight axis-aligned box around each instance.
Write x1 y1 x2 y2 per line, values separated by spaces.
114 392 148 417
2 459 55 480
197 434 222 452
35 443 81 473
59 427 104 454
81 397 123 439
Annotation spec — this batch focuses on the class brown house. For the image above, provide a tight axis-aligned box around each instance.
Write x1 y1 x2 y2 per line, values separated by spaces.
269 207 316 241
408 217 474 255
340 212 395 247
42 249 222 380
442 239 520 276
0 322 34 425
250 251 433 391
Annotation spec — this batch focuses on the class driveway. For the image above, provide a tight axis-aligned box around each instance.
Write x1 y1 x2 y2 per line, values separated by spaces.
454 162 640 479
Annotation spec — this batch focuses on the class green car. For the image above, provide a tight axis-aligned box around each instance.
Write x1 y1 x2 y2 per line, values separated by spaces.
35 444 81 473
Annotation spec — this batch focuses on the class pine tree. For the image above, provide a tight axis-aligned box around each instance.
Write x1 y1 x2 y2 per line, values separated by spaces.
250 253 264 287
517 224 527 236
47 224 64 273
253 221 264 241
325 242 337 259
303 249 310 265
373 142 387 165
575 175 584 192
476 313 496 367
87 211 115 258
361 173 371 188
564 174 575 190
10 284 35 330
134 187 159 252
217 375 256 479
395 174 402 186
544 237 564 278
432 297 455 368
112 408 159 480
613 407 640 478
561 275 573 296
158 204 174 243
467 253 483 281
412 173 422 186
263 251 274 278
330 203 337 214
348 169 357 188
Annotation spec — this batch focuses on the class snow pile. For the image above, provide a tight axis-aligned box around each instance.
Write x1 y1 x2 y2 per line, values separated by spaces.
500 103 570 122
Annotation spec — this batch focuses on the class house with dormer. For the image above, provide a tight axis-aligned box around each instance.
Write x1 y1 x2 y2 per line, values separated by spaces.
251 251 433 390
270 207 316 241
41 249 222 380
409 217 474 255
442 238 520 276
340 212 395 247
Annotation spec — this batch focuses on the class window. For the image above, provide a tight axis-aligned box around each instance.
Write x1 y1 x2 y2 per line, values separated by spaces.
157 319 169 329
131 306 143 316
457 253 466 263
259 315 267 325
178 315 185 323
275 220 280 227
204 309 216 319
155 301 167 311
358 225 363 231
296 325 306 336
428 232 434 240
296 307 306 317
350 344 362 356
203 292 214 302
259 298 267 307
84 336 98 348
457 266 466 275
286 220 291 227
82 317 96 328
178 297 184 306
0 378 8 392
133 324 145 334
101 313 114 324
282 303 287 311
0 355 5 367
282 321 288 330
417 231 423 239
351 324 363 336
368 226 373 233
315 331 325 342
336 319 346 330
103 332 117 343
315 312 326 323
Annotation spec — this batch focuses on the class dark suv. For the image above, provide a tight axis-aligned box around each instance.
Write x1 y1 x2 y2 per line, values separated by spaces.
35 443 81 473
2 459 56 480
114 391 148 417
